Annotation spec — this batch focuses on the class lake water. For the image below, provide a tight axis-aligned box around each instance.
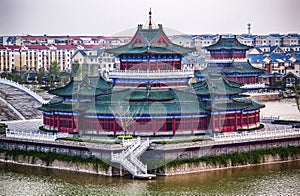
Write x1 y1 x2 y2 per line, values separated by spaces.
1 161 300 195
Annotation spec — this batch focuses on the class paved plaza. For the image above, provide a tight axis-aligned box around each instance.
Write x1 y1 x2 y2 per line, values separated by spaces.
3 119 43 132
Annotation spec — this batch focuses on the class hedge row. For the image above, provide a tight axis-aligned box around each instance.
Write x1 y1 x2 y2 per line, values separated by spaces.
57 137 119 144
152 137 208 144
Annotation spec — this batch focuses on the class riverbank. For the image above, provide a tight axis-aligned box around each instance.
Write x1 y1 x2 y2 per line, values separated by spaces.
1 142 300 177
154 146 300 176
1 154 299 177
0 148 113 176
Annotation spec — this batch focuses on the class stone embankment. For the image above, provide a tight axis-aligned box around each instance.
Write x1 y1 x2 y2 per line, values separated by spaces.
159 152 300 176
0 152 113 176
0 134 300 176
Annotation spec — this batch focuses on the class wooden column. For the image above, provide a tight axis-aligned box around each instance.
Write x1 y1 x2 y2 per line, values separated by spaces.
218 114 221 131
52 114 54 130
57 115 60 132
172 118 176 135
240 112 243 129
235 112 238 130
247 113 249 129
113 119 116 135
211 115 215 132
71 115 74 131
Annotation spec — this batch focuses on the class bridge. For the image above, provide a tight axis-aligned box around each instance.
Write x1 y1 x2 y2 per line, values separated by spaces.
0 78 47 104
0 78 48 120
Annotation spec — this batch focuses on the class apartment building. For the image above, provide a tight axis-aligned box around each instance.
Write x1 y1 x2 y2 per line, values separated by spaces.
0 44 77 72
72 48 119 76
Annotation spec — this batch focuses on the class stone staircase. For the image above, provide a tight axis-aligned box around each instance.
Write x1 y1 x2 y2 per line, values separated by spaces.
111 137 155 179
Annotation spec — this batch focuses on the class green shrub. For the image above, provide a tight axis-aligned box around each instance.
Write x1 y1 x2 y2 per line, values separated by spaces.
160 146 300 170
68 131 79 135
1 149 110 171
152 138 208 144
57 137 118 144
0 123 7 128
117 135 133 140
237 124 264 132
39 126 57 133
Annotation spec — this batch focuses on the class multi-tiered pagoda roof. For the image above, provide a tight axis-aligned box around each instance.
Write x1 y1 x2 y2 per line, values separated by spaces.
203 36 264 85
107 24 195 56
205 36 251 51
39 13 264 135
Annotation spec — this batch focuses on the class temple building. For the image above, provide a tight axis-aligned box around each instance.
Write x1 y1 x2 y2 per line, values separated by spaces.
197 36 264 84
39 13 264 135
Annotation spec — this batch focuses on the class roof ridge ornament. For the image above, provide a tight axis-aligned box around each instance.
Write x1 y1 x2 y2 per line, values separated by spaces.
148 8 152 29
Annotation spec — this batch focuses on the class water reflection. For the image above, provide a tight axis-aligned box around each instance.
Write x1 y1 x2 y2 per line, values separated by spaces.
1 161 299 195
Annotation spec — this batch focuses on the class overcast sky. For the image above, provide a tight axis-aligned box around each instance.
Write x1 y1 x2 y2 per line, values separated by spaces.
1 0 299 36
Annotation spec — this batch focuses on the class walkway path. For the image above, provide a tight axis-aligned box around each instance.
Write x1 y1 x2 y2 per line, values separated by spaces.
0 97 26 120
3 119 43 132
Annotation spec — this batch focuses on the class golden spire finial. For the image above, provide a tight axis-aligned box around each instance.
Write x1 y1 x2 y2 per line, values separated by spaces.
148 8 152 29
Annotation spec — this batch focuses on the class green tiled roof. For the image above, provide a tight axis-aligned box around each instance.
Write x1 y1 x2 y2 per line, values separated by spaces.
242 98 265 110
195 61 263 77
86 100 207 115
188 74 245 95
127 88 175 101
222 60 264 74
40 73 263 116
205 36 251 51
39 102 74 112
39 100 95 112
106 25 195 55
48 76 113 97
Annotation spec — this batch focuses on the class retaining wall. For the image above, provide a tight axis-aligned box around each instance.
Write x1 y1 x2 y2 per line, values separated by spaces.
1 136 300 176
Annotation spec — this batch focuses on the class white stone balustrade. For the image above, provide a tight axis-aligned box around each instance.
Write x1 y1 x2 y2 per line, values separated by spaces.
205 58 248 63
241 83 267 89
109 69 194 79
0 78 47 104
214 128 300 142
6 129 57 142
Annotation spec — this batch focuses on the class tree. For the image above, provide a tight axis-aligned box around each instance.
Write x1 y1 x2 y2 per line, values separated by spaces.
110 103 141 136
49 62 60 76
0 72 6 78
71 60 80 78
49 74 55 89
12 73 23 84
37 67 45 84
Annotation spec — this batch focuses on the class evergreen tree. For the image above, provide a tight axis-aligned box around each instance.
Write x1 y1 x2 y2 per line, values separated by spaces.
37 68 45 84
49 62 60 76
49 74 55 89
71 60 80 77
